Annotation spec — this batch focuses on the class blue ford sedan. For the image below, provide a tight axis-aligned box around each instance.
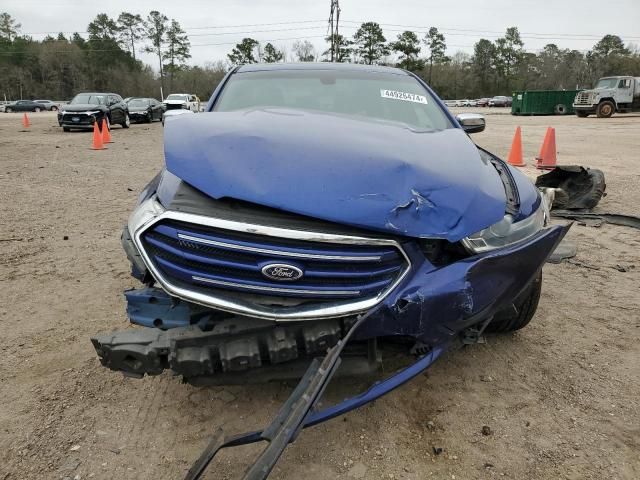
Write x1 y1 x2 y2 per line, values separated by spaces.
93 63 567 467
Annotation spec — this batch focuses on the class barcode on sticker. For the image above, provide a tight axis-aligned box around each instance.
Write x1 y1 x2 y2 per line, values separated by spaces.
380 89 428 104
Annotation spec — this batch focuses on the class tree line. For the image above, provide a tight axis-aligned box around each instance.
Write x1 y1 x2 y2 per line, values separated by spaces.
226 23 640 99
0 11 225 101
1 11 639 102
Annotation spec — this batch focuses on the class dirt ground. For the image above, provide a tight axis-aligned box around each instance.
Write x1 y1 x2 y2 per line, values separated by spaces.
1 109 638 480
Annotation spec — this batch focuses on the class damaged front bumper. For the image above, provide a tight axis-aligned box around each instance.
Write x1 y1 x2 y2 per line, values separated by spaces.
93 222 568 382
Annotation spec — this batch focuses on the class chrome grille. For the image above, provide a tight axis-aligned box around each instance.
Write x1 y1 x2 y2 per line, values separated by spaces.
141 220 407 301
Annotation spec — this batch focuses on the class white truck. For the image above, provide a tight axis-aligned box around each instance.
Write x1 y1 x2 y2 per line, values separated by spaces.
163 93 200 112
573 76 640 118
162 93 201 125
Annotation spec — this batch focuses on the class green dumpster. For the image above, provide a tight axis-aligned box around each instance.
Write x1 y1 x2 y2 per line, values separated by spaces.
511 90 582 115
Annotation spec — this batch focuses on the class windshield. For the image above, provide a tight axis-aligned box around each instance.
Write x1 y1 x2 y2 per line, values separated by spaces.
214 70 452 131
595 78 618 89
166 94 188 101
128 99 150 107
71 94 106 105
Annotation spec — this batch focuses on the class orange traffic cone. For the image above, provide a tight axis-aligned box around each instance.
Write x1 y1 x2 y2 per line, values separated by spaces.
536 127 557 169
91 121 105 150
101 118 112 144
507 126 525 167
22 112 30 128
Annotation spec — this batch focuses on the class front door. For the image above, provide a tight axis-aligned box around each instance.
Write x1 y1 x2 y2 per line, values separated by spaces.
617 78 634 105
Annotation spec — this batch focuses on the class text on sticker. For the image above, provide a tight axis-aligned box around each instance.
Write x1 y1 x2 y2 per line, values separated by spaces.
380 89 428 104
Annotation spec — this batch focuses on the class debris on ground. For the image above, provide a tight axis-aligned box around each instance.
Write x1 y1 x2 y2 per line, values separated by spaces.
547 240 578 264
536 166 606 210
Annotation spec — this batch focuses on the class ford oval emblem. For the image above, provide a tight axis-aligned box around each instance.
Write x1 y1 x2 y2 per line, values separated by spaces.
261 263 304 282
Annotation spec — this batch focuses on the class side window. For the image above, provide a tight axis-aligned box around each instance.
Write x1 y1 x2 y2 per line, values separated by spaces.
619 79 631 88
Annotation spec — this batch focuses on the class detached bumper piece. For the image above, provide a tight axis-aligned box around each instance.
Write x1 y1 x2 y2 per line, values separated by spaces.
180 308 447 480
91 315 379 385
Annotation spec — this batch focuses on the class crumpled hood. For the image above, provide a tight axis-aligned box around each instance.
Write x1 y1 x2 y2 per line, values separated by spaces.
163 109 507 241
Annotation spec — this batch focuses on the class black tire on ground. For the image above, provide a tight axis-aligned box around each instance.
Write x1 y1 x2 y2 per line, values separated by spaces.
63 127 70 132
51 106 58 111
486 271 542 333
576 111 589 118
146 110 152 123
596 100 615 118
34 107 41 113
5 107 12 113
121 113 130 128
554 104 567 115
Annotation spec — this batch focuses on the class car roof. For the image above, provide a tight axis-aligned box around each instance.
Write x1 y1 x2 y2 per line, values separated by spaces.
236 62 410 76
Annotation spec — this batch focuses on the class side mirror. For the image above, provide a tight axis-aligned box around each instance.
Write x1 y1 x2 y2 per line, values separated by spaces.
456 113 486 134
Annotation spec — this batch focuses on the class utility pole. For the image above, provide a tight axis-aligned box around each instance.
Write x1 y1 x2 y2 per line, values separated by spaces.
328 0 340 62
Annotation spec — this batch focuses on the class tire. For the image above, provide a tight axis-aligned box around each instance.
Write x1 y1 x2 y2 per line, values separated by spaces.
576 111 589 118
98 115 110 132
5 107 12 113
486 271 542 333
146 110 152 123
63 127 70 132
34 107 41 113
596 100 615 118
121 113 130 128
554 104 567 115
51 106 58 111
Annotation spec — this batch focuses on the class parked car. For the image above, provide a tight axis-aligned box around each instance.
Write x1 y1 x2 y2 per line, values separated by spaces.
126 97 165 123
58 92 130 132
476 98 490 107
163 93 200 113
33 99 60 111
94 60 566 442
4 100 46 113
489 95 512 107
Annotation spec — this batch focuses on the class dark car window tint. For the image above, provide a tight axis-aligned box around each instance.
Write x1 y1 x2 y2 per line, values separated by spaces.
129 99 150 107
71 94 106 105
214 70 451 131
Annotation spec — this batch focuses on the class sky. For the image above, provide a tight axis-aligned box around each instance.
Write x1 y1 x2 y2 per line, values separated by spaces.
3 0 640 69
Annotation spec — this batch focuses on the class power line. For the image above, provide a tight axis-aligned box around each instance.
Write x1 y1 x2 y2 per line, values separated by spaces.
19 18 640 41
340 20 640 41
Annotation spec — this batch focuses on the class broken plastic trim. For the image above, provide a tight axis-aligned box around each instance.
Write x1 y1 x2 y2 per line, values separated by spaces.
183 307 447 480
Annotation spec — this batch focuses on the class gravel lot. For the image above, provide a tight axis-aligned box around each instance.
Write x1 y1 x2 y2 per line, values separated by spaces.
1 109 639 480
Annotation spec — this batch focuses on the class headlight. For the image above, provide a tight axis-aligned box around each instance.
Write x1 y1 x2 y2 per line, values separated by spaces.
462 198 547 253
128 196 165 237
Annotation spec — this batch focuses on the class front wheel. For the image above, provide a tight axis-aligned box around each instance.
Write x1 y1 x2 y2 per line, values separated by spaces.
5 107 12 113
596 101 615 118
34 107 41 113
51 106 58 111
121 113 130 128
486 271 542 333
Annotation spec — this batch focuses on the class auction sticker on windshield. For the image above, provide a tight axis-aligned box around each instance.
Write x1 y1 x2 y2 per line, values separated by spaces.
380 89 428 104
